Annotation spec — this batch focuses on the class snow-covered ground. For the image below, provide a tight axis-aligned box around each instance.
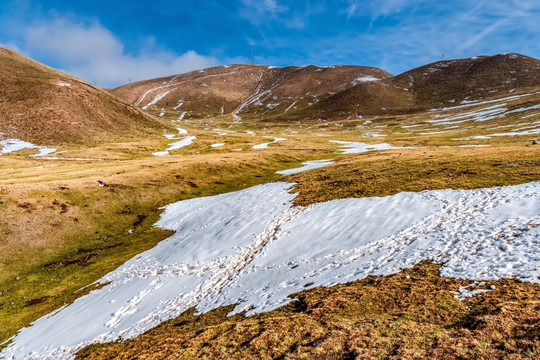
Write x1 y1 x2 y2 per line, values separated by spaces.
276 160 334 175
3 181 540 359
0 139 56 157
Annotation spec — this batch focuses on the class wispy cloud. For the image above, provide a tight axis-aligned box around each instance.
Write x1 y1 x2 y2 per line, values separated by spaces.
21 18 220 87
239 0 288 24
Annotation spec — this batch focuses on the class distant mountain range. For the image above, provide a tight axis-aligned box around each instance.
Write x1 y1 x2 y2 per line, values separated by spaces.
2 46 540 145
112 53 540 122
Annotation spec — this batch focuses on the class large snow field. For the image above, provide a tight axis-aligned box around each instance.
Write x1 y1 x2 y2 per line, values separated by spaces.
2 181 540 359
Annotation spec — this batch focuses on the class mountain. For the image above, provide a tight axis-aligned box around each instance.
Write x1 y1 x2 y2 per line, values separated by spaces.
109 64 392 121
0 47 169 145
391 53 540 109
111 53 540 122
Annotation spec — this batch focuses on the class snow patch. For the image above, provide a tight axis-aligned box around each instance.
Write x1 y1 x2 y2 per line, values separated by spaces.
276 160 334 175
330 141 394 154
252 137 286 149
152 136 196 156
0 139 56 157
173 101 184 110
352 76 380 85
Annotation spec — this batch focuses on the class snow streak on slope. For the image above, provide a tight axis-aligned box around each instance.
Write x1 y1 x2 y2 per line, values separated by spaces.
252 137 286 149
3 182 540 359
142 91 171 110
276 160 334 175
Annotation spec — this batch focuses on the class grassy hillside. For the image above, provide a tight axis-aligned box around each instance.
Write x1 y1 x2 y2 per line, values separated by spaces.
0 47 171 146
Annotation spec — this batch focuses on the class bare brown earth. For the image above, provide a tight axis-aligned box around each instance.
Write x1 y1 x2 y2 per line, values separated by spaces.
77 261 540 359
110 64 393 121
0 47 170 145
392 53 540 109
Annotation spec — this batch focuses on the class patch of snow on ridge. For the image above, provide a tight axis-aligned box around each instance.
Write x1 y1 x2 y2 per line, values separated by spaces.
352 76 380 85
0 139 56 157
3 182 540 359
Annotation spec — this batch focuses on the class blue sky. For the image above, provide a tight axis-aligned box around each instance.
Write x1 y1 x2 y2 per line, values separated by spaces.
1 0 540 87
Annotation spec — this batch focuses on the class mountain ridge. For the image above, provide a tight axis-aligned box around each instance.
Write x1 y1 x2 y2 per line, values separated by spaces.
111 53 540 122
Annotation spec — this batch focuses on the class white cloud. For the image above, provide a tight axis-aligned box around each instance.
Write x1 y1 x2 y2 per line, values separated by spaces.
22 18 220 87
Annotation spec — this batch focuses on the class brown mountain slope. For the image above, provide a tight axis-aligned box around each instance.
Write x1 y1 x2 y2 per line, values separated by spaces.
110 64 268 119
111 53 540 123
392 53 540 110
110 64 391 121
0 47 169 145
300 79 413 121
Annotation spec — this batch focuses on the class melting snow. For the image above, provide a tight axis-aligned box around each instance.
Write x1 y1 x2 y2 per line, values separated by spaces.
213 129 230 136
0 139 56 157
276 160 334 175
152 136 196 156
284 101 298 113
173 101 184 110
3 181 540 359
142 91 171 110
252 137 286 149
177 112 187 121
453 282 494 301
210 143 225 148
352 76 380 85
330 141 394 154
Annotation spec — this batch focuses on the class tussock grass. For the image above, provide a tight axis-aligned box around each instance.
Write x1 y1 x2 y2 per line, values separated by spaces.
289 144 540 206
